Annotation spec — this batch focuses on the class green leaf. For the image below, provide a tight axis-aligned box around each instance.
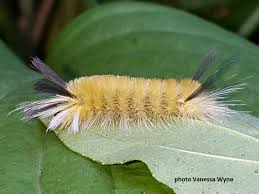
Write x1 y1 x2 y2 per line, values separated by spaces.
0 40 173 194
55 113 259 194
46 2 259 193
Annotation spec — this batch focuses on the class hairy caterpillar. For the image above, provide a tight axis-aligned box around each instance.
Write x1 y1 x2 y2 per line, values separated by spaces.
15 50 244 134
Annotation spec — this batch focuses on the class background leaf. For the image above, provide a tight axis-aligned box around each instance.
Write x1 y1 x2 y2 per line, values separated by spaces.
47 2 259 115
0 40 173 194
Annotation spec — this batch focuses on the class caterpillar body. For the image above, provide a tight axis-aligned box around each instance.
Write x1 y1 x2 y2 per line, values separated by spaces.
16 50 243 134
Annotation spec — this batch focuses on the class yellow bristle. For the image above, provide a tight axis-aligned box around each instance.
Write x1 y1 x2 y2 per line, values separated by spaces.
66 75 201 131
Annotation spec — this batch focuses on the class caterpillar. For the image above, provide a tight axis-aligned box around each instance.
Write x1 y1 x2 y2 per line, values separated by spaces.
15 50 244 134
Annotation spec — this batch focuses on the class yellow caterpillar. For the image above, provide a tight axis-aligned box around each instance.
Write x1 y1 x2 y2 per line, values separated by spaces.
16 50 243 134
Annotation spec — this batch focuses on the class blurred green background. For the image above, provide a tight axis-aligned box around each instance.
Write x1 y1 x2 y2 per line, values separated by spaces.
1 0 259 61
1 1 259 194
